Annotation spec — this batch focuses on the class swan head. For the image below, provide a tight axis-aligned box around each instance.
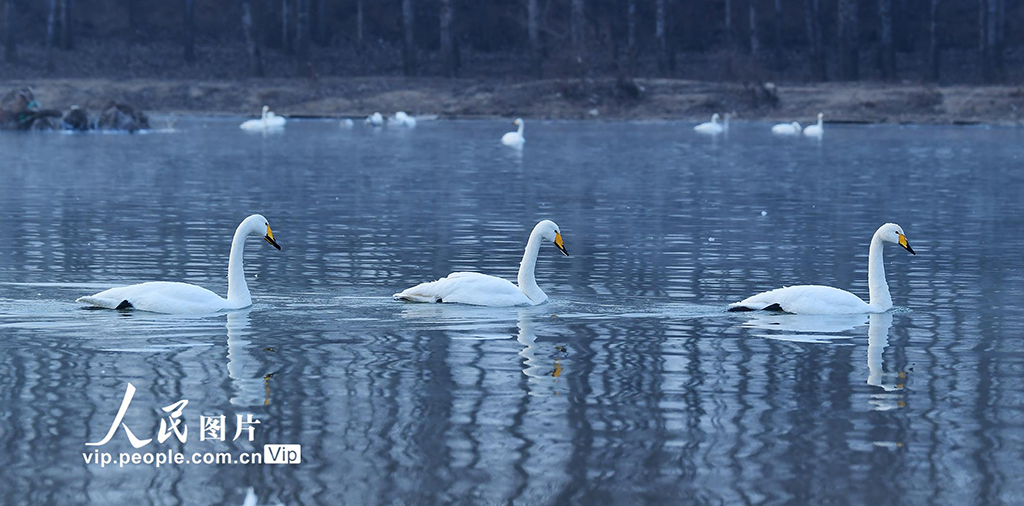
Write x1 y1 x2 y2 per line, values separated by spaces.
533 220 568 256
262 105 270 115
876 223 915 255
513 118 523 126
818 112 824 121
711 113 720 122
241 214 282 250
792 121 801 129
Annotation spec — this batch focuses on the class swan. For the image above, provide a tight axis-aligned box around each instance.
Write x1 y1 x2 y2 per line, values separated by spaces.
340 118 355 128
771 121 802 135
501 118 525 147
694 113 725 135
728 223 915 314
76 214 282 314
803 112 824 137
389 111 417 127
393 220 568 306
365 112 384 127
240 106 285 130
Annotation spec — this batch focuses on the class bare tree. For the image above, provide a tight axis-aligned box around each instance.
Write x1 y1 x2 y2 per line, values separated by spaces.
725 0 734 77
527 0 541 77
439 0 456 77
982 0 1003 82
773 0 784 69
656 0 669 74
183 0 195 62
59 0 74 50
926 0 939 81
626 0 637 76
402 0 416 76
878 0 895 79
296 0 310 63
282 0 293 54
315 0 327 44
356 0 365 73
749 0 760 56
4 0 14 62
571 0 585 53
837 0 858 80
241 0 264 76
46 0 58 71
803 0 825 80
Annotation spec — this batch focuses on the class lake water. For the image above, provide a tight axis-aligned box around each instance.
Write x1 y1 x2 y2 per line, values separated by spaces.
0 118 1022 505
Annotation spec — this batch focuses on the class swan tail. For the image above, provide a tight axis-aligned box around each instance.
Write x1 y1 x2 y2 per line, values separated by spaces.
76 295 133 310
392 292 441 303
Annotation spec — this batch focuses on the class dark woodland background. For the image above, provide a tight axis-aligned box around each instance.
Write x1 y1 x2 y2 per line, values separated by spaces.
0 0 1017 83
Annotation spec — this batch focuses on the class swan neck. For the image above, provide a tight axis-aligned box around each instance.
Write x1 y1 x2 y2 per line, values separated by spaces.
867 234 891 311
517 122 524 135
227 225 252 305
517 232 546 303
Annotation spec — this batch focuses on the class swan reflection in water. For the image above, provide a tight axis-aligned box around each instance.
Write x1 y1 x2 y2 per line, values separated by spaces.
516 313 566 391
226 309 272 407
742 311 906 410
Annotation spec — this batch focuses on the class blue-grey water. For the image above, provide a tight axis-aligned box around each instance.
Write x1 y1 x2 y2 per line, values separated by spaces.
0 118 1022 505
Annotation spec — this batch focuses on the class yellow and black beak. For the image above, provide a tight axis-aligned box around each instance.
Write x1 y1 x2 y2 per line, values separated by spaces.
898 233 915 255
554 232 568 257
264 224 282 250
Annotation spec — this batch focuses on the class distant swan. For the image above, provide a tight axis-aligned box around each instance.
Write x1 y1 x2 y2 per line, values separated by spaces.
803 112 824 138
76 215 282 314
340 118 355 128
694 113 725 135
389 111 417 127
240 105 285 130
771 121 802 135
365 112 384 127
501 118 525 147
393 220 568 306
728 223 915 314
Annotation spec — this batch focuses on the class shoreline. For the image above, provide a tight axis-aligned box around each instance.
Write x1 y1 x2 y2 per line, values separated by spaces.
4 77 1023 125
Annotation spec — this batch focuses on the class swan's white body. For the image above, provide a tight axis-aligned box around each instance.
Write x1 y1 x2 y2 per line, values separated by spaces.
803 113 824 137
772 121 802 135
389 111 417 127
729 223 915 315
501 118 525 147
694 113 726 135
340 118 355 128
365 112 384 127
240 106 286 130
393 220 568 307
76 215 281 314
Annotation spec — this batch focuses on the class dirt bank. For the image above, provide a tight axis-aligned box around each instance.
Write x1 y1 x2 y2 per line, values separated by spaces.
3 77 1023 125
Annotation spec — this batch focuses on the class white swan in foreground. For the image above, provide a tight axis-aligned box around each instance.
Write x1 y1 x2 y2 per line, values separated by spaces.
694 113 726 135
393 220 568 306
771 121 802 135
728 223 915 314
365 112 384 127
240 106 285 130
803 112 824 137
389 111 417 127
501 118 525 147
76 215 282 314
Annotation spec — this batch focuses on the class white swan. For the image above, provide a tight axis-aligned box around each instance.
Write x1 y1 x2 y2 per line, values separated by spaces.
340 118 355 128
771 121 802 135
365 112 384 127
694 113 725 135
389 111 417 127
76 215 282 314
501 118 525 147
728 223 915 314
393 220 568 306
240 106 285 130
803 112 824 138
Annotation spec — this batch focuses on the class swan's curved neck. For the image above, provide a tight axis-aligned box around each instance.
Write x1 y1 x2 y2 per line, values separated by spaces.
817 116 823 127
867 234 892 311
227 225 252 306
517 122 524 136
517 231 546 303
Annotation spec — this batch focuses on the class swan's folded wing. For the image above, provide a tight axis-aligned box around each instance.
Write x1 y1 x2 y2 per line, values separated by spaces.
77 282 228 313
729 285 869 314
393 272 531 306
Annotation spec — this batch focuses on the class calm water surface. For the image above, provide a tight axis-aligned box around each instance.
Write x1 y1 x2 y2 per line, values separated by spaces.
0 119 1022 505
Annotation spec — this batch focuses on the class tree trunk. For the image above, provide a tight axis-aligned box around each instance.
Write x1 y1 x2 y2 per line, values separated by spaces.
656 0 668 74
626 0 636 76
803 0 825 80
773 0 784 69
837 0 858 80
527 0 541 77
439 0 455 77
59 0 74 50
183 0 195 62
571 0 584 50
402 0 415 76
315 0 327 45
724 0 734 77
295 0 310 63
356 0 365 73
241 0 264 76
3 0 14 62
878 0 895 79
46 0 58 71
982 0 1001 82
282 0 293 54
926 0 939 81
748 0 759 56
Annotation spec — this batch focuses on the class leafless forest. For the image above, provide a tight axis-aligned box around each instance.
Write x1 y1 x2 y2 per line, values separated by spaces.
0 0 1017 83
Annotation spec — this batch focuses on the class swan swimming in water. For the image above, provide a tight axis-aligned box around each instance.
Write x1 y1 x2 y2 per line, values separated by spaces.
728 223 915 314
76 215 282 314
365 112 384 127
771 121 802 136
240 106 285 130
393 220 568 306
803 112 824 138
694 113 726 135
501 118 525 147
389 111 417 127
